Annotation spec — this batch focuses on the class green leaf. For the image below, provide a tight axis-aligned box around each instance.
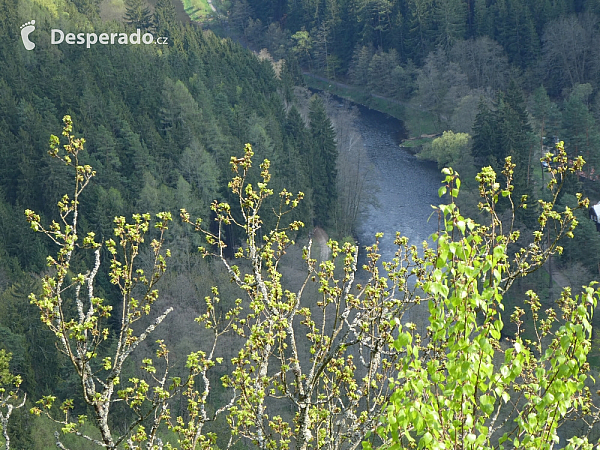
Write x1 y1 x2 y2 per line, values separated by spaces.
395 332 412 350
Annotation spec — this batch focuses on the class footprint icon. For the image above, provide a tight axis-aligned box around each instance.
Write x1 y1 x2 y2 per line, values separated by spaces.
20 20 35 51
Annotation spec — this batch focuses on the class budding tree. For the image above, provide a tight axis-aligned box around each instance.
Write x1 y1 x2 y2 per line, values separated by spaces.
181 143 427 449
0 349 25 450
375 145 600 449
18 117 600 450
26 116 177 450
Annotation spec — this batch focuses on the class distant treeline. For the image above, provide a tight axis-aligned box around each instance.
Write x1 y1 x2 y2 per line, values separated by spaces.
233 0 600 95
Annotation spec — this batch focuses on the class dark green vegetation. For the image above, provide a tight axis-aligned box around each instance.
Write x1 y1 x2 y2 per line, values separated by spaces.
227 0 600 161
224 0 600 287
231 0 600 94
0 0 345 270
0 0 343 446
2 0 600 447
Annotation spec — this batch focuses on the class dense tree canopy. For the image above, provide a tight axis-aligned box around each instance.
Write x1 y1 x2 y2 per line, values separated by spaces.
0 0 339 445
9 118 600 450
4 0 600 448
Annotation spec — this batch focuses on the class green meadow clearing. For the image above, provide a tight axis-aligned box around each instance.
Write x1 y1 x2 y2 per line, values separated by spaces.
181 0 214 21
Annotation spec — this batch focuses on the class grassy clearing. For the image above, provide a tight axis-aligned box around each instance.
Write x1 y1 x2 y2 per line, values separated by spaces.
304 75 372 107
181 0 212 20
303 75 405 120
400 137 434 149
368 95 404 118
303 73 440 139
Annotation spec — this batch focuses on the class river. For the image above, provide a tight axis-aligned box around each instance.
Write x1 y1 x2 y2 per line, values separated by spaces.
337 104 443 331
352 105 442 264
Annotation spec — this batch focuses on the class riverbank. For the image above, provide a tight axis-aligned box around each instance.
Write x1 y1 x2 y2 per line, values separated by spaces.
303 72 439 139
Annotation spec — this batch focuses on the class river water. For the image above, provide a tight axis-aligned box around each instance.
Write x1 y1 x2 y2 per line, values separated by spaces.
352 106 442 264
347 105 443 331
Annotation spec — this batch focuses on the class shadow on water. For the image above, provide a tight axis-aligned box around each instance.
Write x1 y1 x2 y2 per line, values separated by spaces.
307 90 444 328
309 90 442 262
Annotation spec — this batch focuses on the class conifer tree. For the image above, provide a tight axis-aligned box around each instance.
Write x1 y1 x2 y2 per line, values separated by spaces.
407 0 435 60
499 81 536 224
472 0 494 37
308 95 338 227
471 98 500 167
283 106 310 186
562 83 600 173
124 0 153 30
433 0 467 49
472 83 535 223
501 81 533 176
71 0 101 16
281 106 313 223
154 0 177 35
492 0 540 67
529 86 561 157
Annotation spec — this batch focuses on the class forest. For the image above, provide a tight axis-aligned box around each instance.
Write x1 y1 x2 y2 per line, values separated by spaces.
2 0 600 448
225 0 600 285
0 0 345 446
